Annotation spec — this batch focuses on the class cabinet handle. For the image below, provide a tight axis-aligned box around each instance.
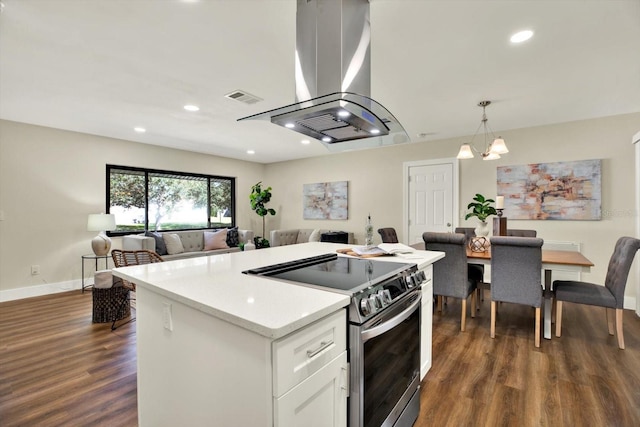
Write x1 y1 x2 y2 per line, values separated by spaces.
306 340 333 358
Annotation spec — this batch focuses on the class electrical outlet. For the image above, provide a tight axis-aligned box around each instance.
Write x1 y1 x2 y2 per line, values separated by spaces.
162 302 173 331
31 265 40 275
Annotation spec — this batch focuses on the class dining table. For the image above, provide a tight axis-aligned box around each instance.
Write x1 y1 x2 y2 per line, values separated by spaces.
465 248 594 339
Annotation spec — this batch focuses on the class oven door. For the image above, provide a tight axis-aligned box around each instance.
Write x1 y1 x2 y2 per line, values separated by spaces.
350 290 422 427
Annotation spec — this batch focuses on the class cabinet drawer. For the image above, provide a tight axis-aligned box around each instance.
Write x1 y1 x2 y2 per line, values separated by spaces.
273 309 346 397
274 351 348 427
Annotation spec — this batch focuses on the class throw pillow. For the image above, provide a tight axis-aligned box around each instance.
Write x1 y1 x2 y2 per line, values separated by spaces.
163 233 185 255
145 231 168 255
309 229 322 242
204 229 229 250
226 226 239 247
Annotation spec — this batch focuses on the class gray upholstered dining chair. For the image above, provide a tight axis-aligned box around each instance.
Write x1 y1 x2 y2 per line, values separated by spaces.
423 232 478 331
455 227 485 307
377 227 399 243
490 236 544 347
506 229 537 237
554 236 640 349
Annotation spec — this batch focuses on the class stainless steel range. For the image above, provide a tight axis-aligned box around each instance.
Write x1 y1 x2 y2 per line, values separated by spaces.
244 253 426 427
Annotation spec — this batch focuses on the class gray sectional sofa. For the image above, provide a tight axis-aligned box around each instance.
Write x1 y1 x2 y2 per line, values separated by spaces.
269 228 354 247
123 228 254 261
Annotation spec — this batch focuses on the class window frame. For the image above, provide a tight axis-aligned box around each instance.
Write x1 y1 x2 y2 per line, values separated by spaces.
106 164 236 236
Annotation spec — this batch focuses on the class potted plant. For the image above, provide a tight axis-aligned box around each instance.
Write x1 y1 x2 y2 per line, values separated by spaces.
249 181 276 249
465 193 497 237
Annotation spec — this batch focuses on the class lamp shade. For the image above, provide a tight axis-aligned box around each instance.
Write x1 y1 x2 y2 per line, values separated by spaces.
483 152 501 161
490 137 509 154
87 213 116 232
456 144 474 159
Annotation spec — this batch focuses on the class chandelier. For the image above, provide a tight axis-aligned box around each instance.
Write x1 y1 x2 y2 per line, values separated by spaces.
456 100 509 160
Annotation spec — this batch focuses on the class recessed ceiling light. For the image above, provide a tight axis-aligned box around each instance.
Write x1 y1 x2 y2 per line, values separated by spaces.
184 104 200 112
370 129 380 135
510 30 533 43
246 150 255 155
322 137 332 142
301 139 311 145
285 123 295 128
337 110 350 118
134 127 146 133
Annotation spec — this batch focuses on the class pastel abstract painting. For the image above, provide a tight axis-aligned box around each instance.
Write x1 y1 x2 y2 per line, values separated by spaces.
497 159 601 220
303 181 348 220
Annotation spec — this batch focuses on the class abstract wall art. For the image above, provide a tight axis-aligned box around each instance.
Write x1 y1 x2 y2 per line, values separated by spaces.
497 159 601 220
303 181 348 220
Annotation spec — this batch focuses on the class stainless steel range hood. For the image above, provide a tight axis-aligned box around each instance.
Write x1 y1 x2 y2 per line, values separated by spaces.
238 0 409 152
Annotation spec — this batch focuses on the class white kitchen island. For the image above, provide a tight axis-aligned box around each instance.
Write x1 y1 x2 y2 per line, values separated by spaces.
112 242 444 427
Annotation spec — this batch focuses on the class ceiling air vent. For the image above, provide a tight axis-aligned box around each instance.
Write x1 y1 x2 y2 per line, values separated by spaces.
224 90 263 105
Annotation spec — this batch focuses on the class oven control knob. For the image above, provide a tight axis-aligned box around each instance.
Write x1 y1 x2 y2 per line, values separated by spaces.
405 275 415 288
369 295 381 311
382 289 392 304
360 298 372 316
377 290 391 306
411 273 423 286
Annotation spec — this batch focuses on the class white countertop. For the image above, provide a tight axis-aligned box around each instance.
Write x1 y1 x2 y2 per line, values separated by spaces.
112 242 444 339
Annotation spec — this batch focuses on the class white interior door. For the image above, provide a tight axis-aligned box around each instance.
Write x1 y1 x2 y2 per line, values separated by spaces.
403 159 459 245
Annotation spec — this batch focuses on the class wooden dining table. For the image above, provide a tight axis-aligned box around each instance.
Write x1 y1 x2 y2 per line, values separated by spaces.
466 248 594 339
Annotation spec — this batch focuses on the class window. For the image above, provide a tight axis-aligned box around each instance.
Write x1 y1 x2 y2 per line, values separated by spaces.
107 165 235 234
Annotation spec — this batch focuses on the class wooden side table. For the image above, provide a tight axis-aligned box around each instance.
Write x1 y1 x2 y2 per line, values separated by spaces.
81 254 110 293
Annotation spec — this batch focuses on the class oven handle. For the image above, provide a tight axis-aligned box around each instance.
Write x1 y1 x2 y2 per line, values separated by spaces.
361 292 421 343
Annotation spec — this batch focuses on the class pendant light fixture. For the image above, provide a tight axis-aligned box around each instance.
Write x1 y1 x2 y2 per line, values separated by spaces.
457 100 509 161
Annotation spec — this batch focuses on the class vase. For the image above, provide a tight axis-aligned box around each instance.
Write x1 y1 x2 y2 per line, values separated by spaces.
470 220 491 252
474 220 490 237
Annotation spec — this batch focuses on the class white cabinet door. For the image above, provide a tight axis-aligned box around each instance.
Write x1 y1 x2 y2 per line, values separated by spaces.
420 265 433 379
275 352 348 427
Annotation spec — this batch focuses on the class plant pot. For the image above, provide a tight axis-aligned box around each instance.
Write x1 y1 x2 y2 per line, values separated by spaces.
474 220 490 237
470 220 490 252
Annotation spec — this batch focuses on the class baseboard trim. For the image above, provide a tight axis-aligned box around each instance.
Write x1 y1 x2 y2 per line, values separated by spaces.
0 279 82 302
624 296 636 311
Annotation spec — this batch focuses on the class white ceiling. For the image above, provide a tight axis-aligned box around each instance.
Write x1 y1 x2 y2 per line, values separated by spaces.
1 0 639 164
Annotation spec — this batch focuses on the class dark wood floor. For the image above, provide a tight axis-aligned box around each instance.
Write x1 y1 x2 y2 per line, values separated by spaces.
1 290 639 426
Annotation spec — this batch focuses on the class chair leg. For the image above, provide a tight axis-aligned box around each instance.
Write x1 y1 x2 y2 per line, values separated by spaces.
534 307 541 348
616 308 625 350
606 308 615 335
470 292 476 319
555 301 563 337
437 296 443 313
461 298 467 332
490 301 496 338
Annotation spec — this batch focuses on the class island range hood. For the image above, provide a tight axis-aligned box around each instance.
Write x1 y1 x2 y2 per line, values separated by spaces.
238 0 410 152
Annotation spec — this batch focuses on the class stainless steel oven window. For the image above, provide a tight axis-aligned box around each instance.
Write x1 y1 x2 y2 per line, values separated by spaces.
350 291 421 427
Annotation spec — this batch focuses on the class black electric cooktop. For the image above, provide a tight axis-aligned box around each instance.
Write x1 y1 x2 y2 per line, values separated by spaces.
244 253 413 294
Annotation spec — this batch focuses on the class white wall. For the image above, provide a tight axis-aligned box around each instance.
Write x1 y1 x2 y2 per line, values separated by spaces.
2 113 639 306
264 112 640 307
0 120 264 299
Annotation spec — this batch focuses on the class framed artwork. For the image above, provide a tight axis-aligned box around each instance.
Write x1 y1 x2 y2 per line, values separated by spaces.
303 181 348 220
497 159 601 220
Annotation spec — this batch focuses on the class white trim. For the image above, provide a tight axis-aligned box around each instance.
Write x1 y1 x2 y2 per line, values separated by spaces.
0 279 81 302
402 157 459 245
634 131 640 315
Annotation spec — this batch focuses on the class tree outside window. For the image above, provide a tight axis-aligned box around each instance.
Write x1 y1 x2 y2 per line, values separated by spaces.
108 165 235 233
